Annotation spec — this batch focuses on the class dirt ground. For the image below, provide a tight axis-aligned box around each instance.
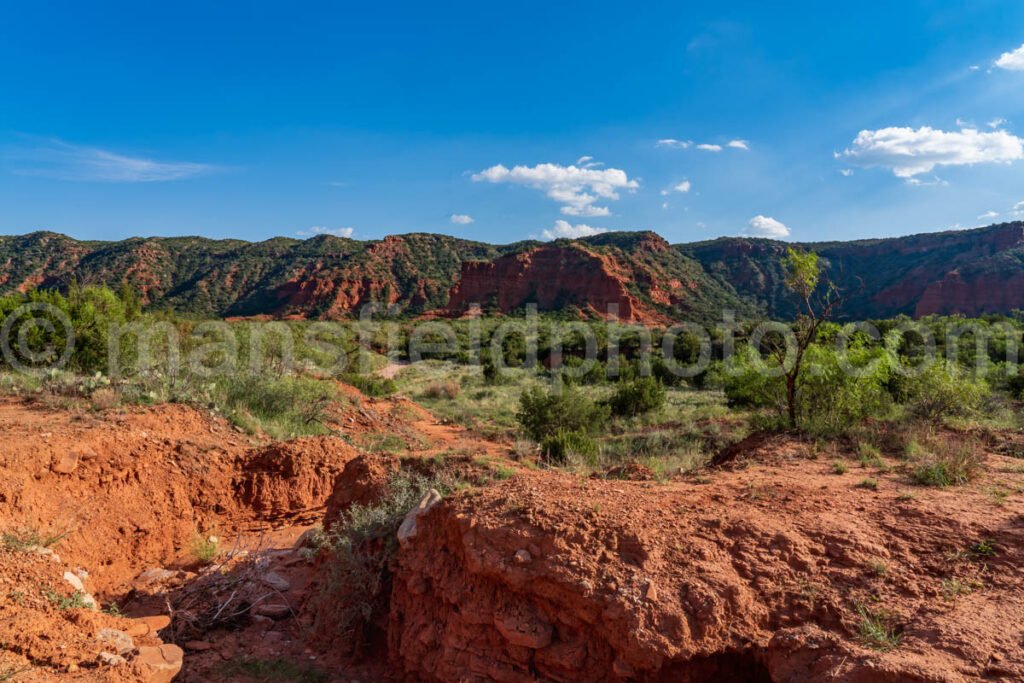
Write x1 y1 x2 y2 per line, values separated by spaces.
1 389 1023 682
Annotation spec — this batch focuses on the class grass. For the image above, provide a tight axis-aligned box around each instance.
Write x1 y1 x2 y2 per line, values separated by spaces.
857 478 879 491
223 375 336 439
856 603 903 651
191 535 220 565
832 460 848 475
942 577 982 600
970 539 997 559
219 658 328 683
1 527 70 552
909 437 983 487
870 561 888 577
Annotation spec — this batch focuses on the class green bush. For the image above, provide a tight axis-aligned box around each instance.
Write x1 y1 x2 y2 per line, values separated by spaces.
540 429 598 465
516 383 610 442
607 376 666 417
723 341 894 435
896 361 988 420
0 285 136 373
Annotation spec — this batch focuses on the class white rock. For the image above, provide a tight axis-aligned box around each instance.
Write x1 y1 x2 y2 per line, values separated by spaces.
397 489 442 549
261 571 291 593
63 571 85 592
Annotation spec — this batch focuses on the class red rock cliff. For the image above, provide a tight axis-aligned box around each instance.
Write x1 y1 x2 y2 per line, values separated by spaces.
445 245 661 323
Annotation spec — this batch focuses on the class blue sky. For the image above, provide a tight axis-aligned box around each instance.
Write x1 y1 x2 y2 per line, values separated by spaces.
3 1 1024 245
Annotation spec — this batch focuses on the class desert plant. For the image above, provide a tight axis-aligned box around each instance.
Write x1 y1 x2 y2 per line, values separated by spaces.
516 383 610 442
856 603 902 650
191 535 220 565
607 376 666 417
423 380 460 400
910 438 983 487
315 470 452 653
540 429 598 466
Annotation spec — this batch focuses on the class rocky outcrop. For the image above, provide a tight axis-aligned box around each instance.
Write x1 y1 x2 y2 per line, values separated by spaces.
385 457 1024 682
446 245 662 323
237 437 360 520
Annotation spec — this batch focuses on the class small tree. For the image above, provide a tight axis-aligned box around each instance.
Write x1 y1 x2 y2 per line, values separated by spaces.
775 247 839 429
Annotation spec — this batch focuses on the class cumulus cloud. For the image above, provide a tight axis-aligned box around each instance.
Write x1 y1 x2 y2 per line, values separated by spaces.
450 213 474 224
672 180 692 193
656 139 692 149
472 161 638 217
8 138 216 182
988 118 1007 129
995 43 1024 70
744 215 790 238
696 143 723 152
839 168 854 177
841 126 1024 177
298 226 354 238
727 139 750 150
540 219 609 240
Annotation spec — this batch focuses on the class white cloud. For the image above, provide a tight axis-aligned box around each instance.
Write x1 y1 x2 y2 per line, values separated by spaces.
298 226 354 238
540 219 609 240
661 202 669 210
841 126 1024 177
672 180 692 193
472 161 637 217
995 43 1024 70
904 175 950 187
744 215 790 238
9 138 215 182
450 213 474 225
727 139 750 150
839 168 854 177
656 139 692 149
978 210 1000 220
988 118 1007 129
696 143 723 152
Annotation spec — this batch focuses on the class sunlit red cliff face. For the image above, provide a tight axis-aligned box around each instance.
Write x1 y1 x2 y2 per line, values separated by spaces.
445 245 663 323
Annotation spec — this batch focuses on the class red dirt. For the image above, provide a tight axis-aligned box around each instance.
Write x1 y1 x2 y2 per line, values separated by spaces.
4 389 1024 682
389 437 1024 682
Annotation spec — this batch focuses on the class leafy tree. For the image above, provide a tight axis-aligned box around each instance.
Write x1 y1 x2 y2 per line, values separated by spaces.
775 247 839 428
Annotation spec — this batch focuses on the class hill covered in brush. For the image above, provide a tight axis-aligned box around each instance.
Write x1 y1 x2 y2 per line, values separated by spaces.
3 222 1024 322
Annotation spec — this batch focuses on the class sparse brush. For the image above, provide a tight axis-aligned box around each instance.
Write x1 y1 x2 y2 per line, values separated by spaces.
910 439 983 487
423 380 461 400
833 460 848 475
191 535 220 565
2 527 70 552
856 603 903 651
857 478 879 491
942 577 982 600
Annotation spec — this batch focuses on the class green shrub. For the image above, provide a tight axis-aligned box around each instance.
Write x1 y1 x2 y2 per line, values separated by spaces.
895 361 988 420
516 383 610 442
607 377 666 417
723 342 894 435
540 429 598 465
316 471 449 648
0 285 136 373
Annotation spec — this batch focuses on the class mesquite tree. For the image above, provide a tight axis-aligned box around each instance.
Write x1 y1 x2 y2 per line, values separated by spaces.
776 247 838 429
